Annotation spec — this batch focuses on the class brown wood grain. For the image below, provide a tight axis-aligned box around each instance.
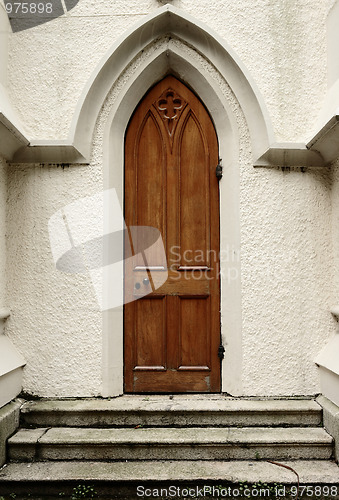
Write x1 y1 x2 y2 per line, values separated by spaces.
124 76 220 392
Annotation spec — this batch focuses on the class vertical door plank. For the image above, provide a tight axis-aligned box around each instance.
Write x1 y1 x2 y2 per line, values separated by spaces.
179 113 209 268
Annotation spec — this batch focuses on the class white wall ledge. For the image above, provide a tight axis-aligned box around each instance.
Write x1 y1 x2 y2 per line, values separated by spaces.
0 336 25 378
315 308 339 403
0 100 87 164
315 336 339 376
0 112 29 161
2 124 334 169
4 139 329 168
0 120 88 164
12 142 88 164
3 118 338 168
254 142 325 168
255 115 339 168
307 115 339 165
0 311 25 408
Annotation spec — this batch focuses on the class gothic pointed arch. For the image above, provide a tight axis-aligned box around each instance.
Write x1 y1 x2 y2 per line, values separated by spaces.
70 5 274 163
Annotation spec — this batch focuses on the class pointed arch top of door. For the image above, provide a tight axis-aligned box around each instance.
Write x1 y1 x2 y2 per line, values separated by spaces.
70 5 274 163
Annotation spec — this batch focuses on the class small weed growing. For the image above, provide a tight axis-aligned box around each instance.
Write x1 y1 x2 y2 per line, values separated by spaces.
70 484 97 499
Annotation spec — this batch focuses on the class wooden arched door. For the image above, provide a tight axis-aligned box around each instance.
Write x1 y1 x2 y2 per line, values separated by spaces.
124 76 221 392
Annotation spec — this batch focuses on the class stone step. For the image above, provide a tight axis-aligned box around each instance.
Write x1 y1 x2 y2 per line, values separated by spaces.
1 460 339 499
20 396 322 428
8 426 333 462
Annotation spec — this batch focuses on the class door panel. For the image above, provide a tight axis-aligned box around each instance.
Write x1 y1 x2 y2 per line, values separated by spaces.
179 296 210 369
124 75 220 393
135 296 166 370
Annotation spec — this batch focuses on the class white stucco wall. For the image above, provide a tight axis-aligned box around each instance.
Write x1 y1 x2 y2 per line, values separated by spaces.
332 161 339 300
241 166 334 395
4 0 337 396
6 166 102 397
0 3 8 90
0 155 7 308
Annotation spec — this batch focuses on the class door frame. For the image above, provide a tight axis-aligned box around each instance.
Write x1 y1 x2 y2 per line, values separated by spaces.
101 43 243 397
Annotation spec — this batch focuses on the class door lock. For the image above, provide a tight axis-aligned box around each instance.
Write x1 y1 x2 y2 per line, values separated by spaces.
216 161 223 180
218 344 225 359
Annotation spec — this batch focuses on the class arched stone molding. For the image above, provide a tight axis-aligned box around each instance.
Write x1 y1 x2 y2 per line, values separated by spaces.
70 4 274 165
98 35 247 397
5 5 327 166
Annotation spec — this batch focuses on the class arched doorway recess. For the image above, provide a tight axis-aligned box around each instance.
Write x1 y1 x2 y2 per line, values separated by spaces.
74 6 274 397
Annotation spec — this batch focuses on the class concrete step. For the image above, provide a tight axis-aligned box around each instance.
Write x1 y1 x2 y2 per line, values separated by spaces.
20 396 322 428
1 460 339 498
8 426 333 462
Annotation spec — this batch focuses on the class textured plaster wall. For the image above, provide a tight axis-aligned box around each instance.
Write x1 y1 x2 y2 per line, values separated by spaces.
326 0 339 88
0 3 8 89
6 165 102 397
331 161 339 302
4 0 337 396
7 0 334 143
180 0 332 143
0 156 7 308
240 166 334 395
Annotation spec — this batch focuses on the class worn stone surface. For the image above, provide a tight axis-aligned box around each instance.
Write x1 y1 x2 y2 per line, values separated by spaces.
8 426 333 461
1 459 339 483
0 399 21 467
8 428 48 462
20 397 322 428
318 395 339 462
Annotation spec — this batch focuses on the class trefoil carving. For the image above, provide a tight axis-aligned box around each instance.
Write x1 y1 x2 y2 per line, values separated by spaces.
154 88 187 141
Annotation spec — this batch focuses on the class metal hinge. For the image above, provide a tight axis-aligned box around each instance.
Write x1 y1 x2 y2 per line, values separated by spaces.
216 159 223 180
218 344 225 360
